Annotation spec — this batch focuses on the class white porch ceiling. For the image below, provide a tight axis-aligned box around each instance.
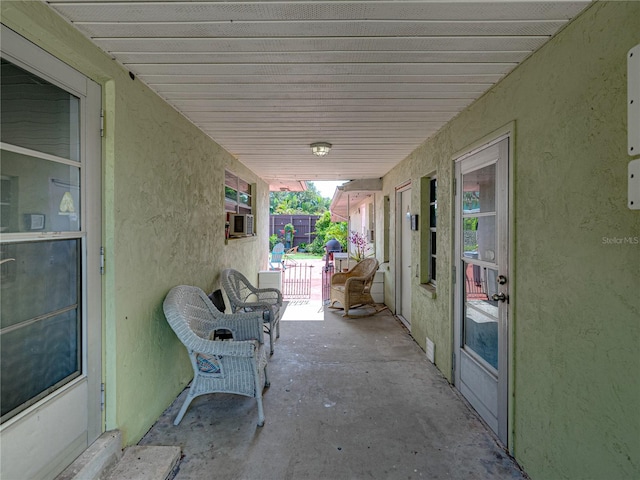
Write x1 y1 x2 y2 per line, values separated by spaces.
45 0 591 191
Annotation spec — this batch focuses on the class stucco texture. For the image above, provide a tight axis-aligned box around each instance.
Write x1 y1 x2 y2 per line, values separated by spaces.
1 1 270 447
107 77 269 445
382 2 639 479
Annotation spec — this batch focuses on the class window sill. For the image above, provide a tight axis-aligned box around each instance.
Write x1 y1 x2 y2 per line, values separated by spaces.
419 283 437 299
225 235 257 245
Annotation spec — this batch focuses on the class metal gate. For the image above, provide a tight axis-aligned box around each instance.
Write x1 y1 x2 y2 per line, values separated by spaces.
282 263 314 299
322 264 334 304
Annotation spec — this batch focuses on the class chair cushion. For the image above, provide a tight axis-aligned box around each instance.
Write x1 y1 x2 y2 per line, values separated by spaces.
196 353 220 373
208 289 226 312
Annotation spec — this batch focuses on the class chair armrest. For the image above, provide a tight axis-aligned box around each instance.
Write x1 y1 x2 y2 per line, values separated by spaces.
344 274 370 284
344 277 367 291
237 300 278 312
331 272 348 285
253 287 283 304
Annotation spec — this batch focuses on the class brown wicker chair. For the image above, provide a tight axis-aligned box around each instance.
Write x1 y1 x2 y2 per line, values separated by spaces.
329 258 379 317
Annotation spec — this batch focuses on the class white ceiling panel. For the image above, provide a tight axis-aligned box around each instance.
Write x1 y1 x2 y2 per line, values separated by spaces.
72 20 569 39
171 99 474 110
111 51 531 65
94 36 550 53
44 0 592 188
142 74 506 84
48 2 588 22
130 63 516 76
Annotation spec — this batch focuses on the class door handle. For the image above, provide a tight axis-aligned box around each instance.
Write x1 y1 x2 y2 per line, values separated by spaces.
492 292 508 303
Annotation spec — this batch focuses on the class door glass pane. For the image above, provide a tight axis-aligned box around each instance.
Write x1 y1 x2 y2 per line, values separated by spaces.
0 149 81 233
1 59 80 161
463 263 498 370
462 164 495 214
463 215 497 263
1 239 81 421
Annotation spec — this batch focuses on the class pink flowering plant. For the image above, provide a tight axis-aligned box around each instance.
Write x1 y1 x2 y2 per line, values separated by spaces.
348 230 371 262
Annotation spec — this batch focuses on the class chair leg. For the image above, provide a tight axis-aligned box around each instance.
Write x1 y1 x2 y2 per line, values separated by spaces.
264 364 270 388
269 330 275 355
255 364 266 427
174 390 196 425
256 395 265 427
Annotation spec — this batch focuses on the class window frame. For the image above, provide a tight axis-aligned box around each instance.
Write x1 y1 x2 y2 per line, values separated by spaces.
428 177 437 286
419 174 437 291
224 169 253 215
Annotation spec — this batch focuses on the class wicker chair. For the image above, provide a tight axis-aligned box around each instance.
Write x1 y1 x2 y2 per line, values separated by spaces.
221 269 282 355
329 258 380 317
163 285 269 426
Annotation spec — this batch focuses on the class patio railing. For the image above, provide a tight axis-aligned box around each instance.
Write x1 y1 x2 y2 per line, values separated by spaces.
282 263 314 299
322 264 334 304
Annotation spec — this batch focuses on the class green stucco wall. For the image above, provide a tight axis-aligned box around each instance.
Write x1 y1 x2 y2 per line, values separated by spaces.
382 2 639 479
1 1 270 447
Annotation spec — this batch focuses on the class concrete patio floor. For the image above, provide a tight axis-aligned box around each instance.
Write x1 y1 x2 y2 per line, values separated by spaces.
140 302 528 479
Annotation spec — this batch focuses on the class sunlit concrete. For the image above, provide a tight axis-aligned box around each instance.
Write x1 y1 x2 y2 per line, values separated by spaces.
140 302 527 479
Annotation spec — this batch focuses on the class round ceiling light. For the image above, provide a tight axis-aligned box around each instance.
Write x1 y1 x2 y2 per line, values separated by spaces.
311 142 332 157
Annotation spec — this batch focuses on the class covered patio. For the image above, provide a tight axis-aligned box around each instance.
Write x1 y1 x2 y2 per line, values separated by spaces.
140 305 526 479
2 2 638 479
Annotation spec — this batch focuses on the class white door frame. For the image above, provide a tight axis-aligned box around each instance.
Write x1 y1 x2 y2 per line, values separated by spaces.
0 26 102 479
453 132 512 445
395 182 411 328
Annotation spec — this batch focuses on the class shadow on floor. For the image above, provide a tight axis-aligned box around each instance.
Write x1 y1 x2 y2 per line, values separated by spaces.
140 305 527 480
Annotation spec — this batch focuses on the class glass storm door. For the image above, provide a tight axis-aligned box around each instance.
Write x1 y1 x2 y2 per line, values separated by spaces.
454 137 509 443
0 27 102 480
396 185 412 328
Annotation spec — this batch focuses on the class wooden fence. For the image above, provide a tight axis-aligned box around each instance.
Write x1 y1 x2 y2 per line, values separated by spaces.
270 215 320 249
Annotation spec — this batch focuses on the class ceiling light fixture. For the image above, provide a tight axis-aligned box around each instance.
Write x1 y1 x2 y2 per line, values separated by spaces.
311 142 331 157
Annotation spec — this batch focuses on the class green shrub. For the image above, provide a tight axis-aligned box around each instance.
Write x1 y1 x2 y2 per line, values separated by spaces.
269 234 279 250
309 237 325 255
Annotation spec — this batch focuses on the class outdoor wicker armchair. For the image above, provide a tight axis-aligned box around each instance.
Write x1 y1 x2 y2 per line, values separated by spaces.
163 285 269 426
221 268 283 355
329 258 379 317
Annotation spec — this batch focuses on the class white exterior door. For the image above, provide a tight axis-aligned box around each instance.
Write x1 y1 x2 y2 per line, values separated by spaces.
454 137 509 443
0 27 102 479
396 185 412 328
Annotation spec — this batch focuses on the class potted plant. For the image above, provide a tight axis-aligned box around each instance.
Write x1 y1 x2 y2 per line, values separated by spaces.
282 223 296 249
348 230 371 262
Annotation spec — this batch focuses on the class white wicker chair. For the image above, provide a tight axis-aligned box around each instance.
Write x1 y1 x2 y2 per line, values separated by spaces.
163 285 269 426
221 269 282 355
